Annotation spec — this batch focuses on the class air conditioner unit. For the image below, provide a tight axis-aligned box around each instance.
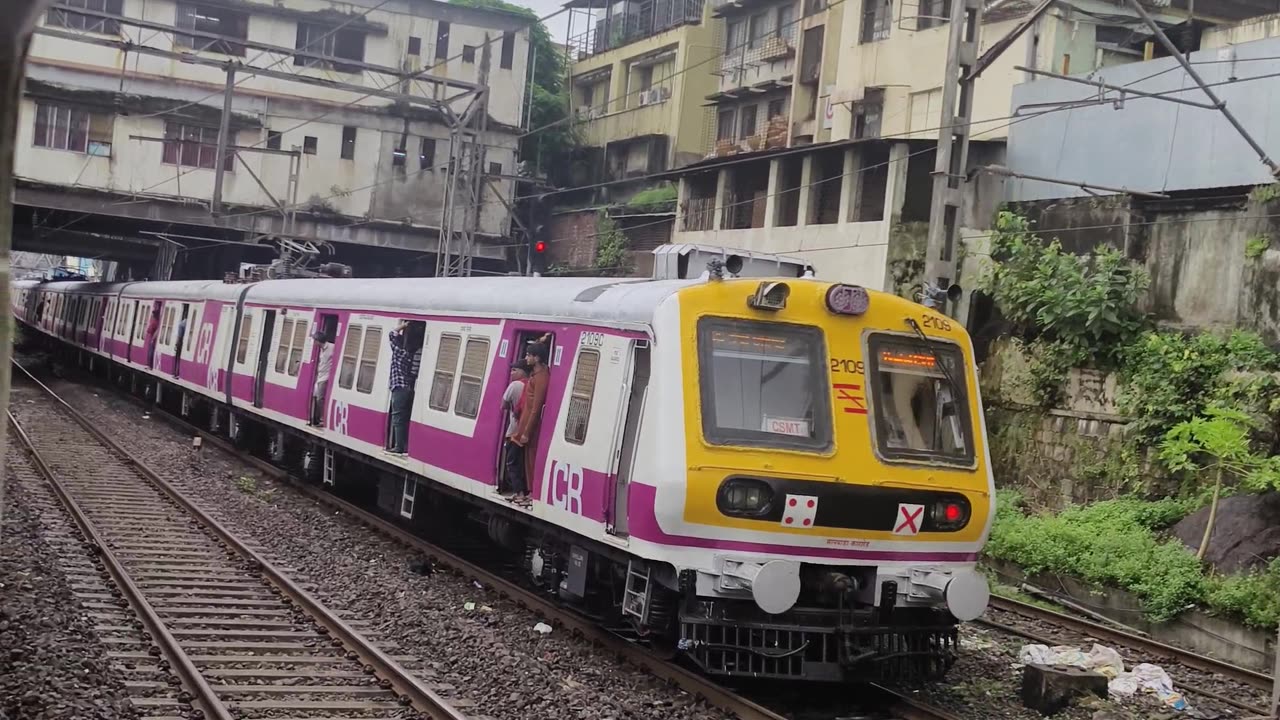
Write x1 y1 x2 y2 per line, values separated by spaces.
639 90 653 106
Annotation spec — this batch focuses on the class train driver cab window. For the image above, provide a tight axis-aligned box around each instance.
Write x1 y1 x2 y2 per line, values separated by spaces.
696 317 832 451
866 334 973 465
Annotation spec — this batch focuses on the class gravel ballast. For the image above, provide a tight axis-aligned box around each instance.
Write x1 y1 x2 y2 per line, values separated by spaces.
0 462 139 720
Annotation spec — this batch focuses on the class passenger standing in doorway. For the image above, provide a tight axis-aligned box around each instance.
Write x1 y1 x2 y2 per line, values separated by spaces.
172 314 188 378
311 328 334 427
145 307 160 368
511 336 551 505
387 320 414 454
498 364 528 498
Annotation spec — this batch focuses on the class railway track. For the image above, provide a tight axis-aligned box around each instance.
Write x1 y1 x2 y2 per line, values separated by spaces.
8 364 465 720
981 596 1274 716
12 356 963 720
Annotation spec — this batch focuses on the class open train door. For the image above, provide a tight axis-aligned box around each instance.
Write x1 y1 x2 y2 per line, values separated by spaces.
605 340 650 537
252 310 276 408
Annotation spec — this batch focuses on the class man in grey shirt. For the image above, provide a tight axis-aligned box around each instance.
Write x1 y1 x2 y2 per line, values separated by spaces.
499 363 528 497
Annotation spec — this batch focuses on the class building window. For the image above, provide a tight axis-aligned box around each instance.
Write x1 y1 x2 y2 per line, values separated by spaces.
435 21 450 59
429 334 461 411
767 98 786 119
726 19 746 52
419 138 436 169
488 161 502 176
46 0 122 35
778 4 796 34
407 36 421 56
454 337 490 419
266 130 282 150
340 126 357 160
564 349 600 444
854 89 884 139
716 109 736 141
500 31 515 69
33 103 114 156
462 45 477 63
860 0 893 43
803 0 828 15
739 105 758 140
303 135 318 155
162 122 232 170
918 0 951 28
392 143 407 168
174 3 248 56
294 22 365 72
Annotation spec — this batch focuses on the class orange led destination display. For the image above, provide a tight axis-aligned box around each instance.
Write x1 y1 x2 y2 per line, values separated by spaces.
878 349 939 371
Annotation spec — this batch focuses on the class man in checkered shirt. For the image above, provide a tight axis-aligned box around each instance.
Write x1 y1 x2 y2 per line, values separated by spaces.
387 320 415 454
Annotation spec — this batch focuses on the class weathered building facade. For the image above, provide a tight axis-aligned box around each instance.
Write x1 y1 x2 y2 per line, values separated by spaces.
19 0 532 278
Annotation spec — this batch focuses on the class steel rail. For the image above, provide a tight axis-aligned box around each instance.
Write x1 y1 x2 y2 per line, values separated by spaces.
985 596 1272 691
45 361 967 720
6 410 236 720
977 612 1268 717
12 360 468 720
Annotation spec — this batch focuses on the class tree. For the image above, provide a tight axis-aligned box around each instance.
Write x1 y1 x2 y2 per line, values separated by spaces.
450 0 578 185
1160 407 1280 560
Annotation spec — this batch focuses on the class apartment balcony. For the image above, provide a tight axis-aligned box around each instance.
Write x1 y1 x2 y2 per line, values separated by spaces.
566 0 704 60
716 25 796 92
707 113 789 159
576 86 673 147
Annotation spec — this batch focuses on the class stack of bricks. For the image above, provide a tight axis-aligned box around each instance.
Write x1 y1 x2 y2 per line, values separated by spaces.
764 115 789 149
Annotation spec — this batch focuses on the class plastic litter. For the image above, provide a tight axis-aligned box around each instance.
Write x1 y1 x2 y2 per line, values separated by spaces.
533 622 553 634
463 601 476 611
1018 643 1189 711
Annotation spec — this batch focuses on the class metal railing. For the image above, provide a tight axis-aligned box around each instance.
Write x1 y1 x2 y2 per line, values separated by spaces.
566 0 704 60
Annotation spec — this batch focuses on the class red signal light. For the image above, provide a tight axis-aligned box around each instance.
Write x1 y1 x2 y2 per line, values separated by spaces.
534 240 546 253
944 504 962 522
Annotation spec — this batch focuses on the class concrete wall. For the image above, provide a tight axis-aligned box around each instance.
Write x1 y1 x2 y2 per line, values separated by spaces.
1014 194 1280 344
21 0 529 239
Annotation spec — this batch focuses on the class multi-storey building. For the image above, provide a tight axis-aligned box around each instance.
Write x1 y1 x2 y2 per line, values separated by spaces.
668 0 1230 291
17 0 532 278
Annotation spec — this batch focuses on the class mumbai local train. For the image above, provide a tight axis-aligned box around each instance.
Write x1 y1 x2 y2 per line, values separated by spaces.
12 270 994 682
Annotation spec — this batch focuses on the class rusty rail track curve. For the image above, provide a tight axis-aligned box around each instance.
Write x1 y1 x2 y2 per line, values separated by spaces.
18 357 964 720
10 361 467 720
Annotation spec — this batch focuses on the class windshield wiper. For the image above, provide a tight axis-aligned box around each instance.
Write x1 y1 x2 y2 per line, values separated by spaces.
905 318 963 410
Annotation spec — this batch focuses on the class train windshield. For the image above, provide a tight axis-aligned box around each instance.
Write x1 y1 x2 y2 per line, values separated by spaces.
697 317 832 451
867 334 973 465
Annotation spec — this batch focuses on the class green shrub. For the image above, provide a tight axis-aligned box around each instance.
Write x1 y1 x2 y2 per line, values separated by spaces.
987 496 1203 621
1206 560 1280 629
1119 330 1279 443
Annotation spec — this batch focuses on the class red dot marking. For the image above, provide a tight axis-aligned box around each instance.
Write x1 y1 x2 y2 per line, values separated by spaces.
807 499 815 508
803 518 812 526
785 517 793 524
789 498 797 507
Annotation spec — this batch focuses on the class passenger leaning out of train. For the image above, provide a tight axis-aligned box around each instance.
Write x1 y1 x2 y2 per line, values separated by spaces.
310 328 334 427
509 336 551 505
498 363 528 499
387 320 417 454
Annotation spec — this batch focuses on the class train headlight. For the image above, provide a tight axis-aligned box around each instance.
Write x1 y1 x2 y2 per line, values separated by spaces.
931 498 970 530
717 478 775 517
825 284 869 316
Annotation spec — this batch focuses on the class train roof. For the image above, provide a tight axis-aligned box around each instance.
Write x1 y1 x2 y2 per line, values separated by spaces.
18 276 704 328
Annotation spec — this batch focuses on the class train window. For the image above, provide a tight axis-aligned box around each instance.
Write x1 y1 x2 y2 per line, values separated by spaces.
275 318 295 374
235 314 255 365
338 324 364 389
356 326 381 394
564 349 601 445
160 305 176 344
866 334 973 466
288 320 308 376
696 317 832 451
429 333 462 411
454 337 490 419
135 305 151 341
